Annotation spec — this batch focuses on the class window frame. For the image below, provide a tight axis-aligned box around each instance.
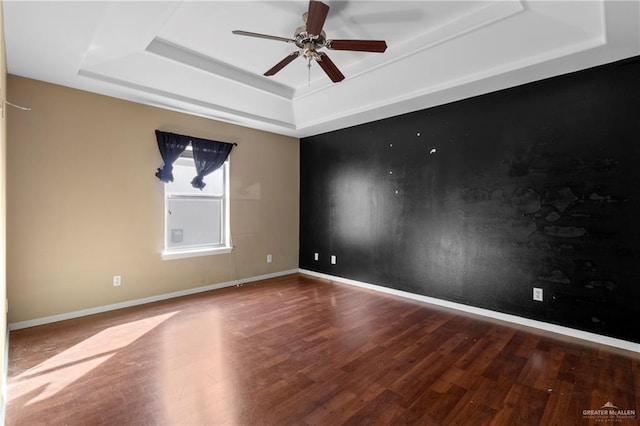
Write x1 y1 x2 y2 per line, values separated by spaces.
161 156 232 260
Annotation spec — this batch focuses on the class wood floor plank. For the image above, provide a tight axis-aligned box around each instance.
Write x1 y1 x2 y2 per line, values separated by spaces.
6 273 639 425
341 389 406 426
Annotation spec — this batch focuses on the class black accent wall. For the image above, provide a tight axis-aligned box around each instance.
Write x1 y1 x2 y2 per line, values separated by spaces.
300 57 640 343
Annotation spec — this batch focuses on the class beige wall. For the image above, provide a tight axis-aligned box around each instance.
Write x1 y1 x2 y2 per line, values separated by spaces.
6 76 299 324
1 1 8 418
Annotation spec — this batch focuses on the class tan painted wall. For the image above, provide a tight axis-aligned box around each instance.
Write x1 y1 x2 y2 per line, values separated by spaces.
6 76 299 324
1 1 8 417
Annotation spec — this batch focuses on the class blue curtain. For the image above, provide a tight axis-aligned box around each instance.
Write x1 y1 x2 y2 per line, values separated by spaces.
190 138 235 190
154 130 235 188
154 130 190 182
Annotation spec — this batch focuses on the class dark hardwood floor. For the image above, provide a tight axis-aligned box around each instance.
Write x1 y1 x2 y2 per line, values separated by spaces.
6 273 639 425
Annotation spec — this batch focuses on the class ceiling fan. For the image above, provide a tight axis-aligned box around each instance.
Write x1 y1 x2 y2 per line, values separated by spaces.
232 0 387 83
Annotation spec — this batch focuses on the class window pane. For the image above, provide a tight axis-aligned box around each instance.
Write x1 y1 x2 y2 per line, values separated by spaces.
165 159 224 196
166 197 222 248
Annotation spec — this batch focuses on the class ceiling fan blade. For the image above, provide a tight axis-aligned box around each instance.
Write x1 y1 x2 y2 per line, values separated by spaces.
306 0 330 36
327 39 388 53
316 53 345 83
264 52 300 76
232 30 294 44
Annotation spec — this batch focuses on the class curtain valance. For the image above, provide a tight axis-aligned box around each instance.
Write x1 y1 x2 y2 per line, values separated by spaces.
154 130 236 189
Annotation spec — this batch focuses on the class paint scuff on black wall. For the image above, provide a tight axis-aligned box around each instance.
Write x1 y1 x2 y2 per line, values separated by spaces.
300 57 640 343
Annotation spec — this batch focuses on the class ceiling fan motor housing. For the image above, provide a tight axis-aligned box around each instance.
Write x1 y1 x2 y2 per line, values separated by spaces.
295 26 326 48
294 25 327 61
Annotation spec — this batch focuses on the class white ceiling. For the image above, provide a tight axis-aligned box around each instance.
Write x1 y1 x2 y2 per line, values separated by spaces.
3 1 640 138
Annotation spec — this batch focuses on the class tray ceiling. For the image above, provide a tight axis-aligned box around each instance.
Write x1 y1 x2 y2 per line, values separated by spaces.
4 1 640 137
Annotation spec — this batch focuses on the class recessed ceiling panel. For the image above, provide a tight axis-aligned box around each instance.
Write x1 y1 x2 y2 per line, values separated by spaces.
155 1 491 89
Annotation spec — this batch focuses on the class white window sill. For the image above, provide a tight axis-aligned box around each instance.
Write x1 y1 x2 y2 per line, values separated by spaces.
161 246 233 261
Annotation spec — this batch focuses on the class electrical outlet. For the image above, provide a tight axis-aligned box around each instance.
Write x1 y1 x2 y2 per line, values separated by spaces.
314 252 319 261
533 287 543 302
331 255 337 265
113 275 122 287
266 254 272 263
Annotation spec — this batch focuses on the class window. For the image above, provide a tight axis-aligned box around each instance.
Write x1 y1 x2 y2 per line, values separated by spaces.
161 151 231 260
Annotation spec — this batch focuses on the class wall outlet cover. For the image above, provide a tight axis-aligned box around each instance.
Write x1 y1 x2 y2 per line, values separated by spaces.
533 287 543 302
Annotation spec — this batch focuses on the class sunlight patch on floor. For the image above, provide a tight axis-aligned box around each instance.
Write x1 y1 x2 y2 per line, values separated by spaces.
9 311 180 405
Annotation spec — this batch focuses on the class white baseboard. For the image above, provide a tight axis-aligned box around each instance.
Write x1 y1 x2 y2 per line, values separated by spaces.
10 268 638 353
299 269 640 354
8 269 298 331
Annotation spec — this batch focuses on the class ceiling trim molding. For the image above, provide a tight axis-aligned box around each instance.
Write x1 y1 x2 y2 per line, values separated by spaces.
77 69 297 130
292 0 526 101
295 35 606 132
146 37 295 100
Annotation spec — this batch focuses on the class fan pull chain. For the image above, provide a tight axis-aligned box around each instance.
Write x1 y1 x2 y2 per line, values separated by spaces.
308 57 311 86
